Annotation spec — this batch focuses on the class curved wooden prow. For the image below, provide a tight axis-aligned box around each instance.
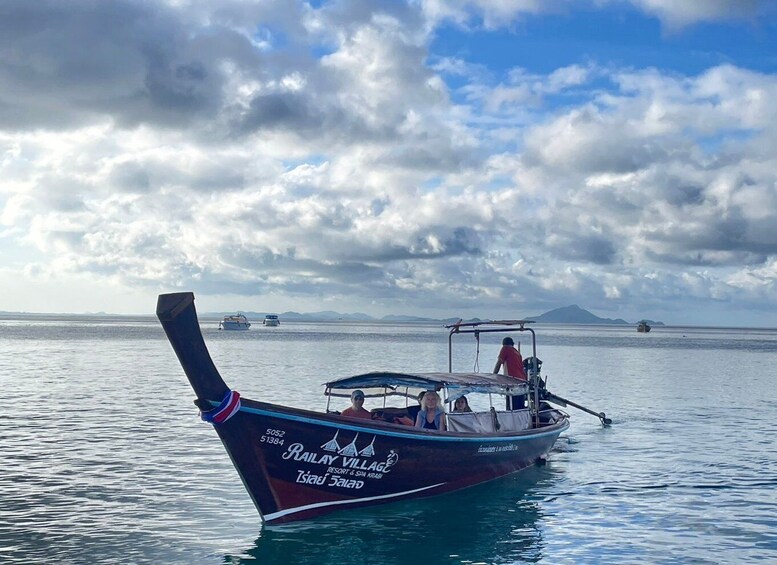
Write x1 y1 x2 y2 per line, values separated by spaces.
156 292 229 402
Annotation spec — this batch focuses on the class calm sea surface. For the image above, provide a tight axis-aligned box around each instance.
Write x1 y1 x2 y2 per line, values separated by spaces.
1 315 776 564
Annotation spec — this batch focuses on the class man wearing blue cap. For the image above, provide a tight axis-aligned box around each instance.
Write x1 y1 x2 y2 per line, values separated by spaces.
341 389 372 419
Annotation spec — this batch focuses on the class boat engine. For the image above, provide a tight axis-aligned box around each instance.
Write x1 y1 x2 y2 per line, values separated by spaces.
523 356 542 376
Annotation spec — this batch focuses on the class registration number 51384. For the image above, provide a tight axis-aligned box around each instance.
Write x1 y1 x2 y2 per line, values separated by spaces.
260 428 285 446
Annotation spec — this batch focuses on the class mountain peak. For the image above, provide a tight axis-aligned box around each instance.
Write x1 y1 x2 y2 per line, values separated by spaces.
527 305 629 325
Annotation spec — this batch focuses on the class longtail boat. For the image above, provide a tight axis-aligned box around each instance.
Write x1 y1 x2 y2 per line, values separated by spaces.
157 292 582 524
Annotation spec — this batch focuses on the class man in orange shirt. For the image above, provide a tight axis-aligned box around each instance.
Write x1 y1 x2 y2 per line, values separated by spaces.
493 337 527 409
341 390 372 419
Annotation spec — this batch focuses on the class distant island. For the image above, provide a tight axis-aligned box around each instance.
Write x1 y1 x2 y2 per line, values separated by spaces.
0 304 662 326
526 304 663 326
208 304 662 326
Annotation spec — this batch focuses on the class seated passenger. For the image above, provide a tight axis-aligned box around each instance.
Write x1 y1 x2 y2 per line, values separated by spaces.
341 390 371 419
415 391 447 431
453 396 472 413
406 391 426 422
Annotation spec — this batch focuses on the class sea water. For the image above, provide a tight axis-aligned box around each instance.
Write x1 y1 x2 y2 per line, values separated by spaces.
1 316 776 564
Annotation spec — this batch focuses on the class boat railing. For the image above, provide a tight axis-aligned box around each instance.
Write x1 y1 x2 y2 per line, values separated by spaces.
445 319 537 373
446 319 541 427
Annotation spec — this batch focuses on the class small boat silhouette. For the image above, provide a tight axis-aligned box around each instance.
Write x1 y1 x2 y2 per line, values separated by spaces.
338 433 360 456
358 436 376 457
320 430 341 452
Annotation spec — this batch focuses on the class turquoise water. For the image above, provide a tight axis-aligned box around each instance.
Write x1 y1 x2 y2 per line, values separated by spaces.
1 316 776 564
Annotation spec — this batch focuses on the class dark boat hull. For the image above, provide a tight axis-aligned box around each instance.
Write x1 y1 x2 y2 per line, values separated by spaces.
156 292 569 524
212 399 568 523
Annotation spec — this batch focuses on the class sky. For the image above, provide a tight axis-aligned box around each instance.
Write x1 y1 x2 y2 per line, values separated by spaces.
1 0 777 326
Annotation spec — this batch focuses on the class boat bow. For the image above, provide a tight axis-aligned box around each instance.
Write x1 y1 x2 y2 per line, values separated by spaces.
156 292 229 402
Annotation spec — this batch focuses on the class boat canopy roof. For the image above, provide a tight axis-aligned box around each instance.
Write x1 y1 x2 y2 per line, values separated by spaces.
324 371 528 399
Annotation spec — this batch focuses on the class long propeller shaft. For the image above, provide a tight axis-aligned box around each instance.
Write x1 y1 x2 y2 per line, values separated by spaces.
545 392 612 426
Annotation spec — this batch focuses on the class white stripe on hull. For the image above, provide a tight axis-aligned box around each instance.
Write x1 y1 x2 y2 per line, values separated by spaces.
262 482 446 522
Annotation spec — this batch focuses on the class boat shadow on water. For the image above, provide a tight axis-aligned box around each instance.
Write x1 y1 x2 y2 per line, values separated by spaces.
227 465 560 564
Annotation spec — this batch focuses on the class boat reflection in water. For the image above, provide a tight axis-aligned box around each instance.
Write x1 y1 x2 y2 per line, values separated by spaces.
232 465 559 564
157 292 571 524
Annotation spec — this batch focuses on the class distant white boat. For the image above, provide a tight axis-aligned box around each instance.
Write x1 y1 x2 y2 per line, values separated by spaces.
263 314 280 327
219 314 251 330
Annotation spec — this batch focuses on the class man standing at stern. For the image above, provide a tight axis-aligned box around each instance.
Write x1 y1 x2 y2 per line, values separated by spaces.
493 337 527 409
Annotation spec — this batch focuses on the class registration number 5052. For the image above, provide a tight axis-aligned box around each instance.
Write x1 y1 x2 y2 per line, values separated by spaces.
260 428 285 446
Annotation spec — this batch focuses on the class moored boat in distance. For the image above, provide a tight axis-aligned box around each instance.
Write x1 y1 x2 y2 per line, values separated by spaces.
637 320 651 333
157 293 601 525
263 314 280 327
219 313 251 330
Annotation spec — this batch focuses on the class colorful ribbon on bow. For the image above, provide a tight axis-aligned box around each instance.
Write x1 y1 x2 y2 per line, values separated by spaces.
200 390 241 424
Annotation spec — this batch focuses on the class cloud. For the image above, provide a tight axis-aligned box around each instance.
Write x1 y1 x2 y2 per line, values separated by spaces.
420 0 765 29
0 1 776 323
0 0 248 130
420 0 572 29
625 0 761 29
509 65 777 275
